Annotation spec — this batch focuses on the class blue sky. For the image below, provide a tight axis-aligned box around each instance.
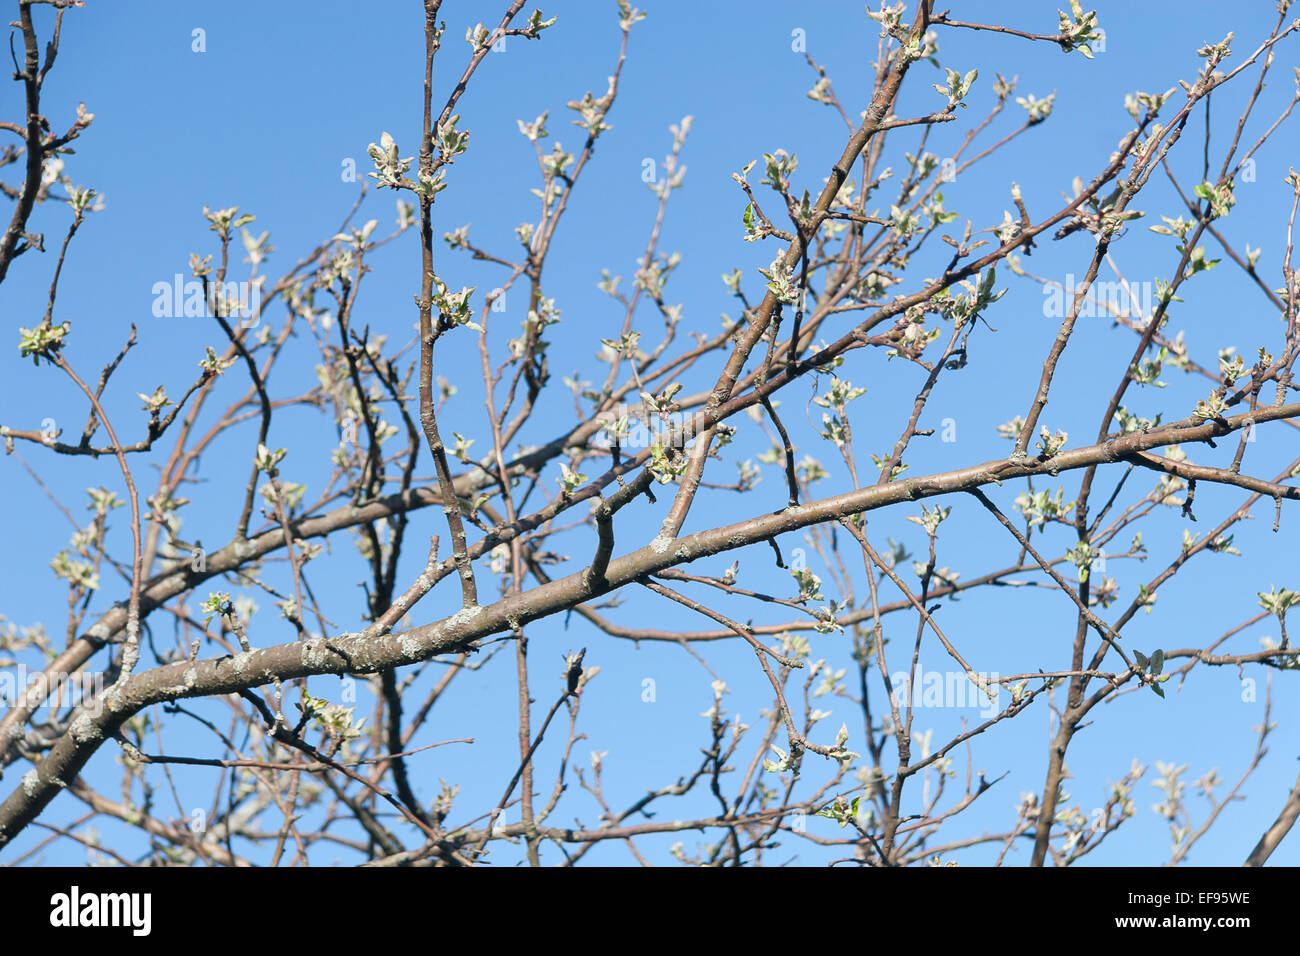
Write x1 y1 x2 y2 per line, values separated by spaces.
2 0 1298 865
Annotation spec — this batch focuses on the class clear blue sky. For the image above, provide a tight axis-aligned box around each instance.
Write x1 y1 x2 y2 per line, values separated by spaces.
1 1 1297 865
